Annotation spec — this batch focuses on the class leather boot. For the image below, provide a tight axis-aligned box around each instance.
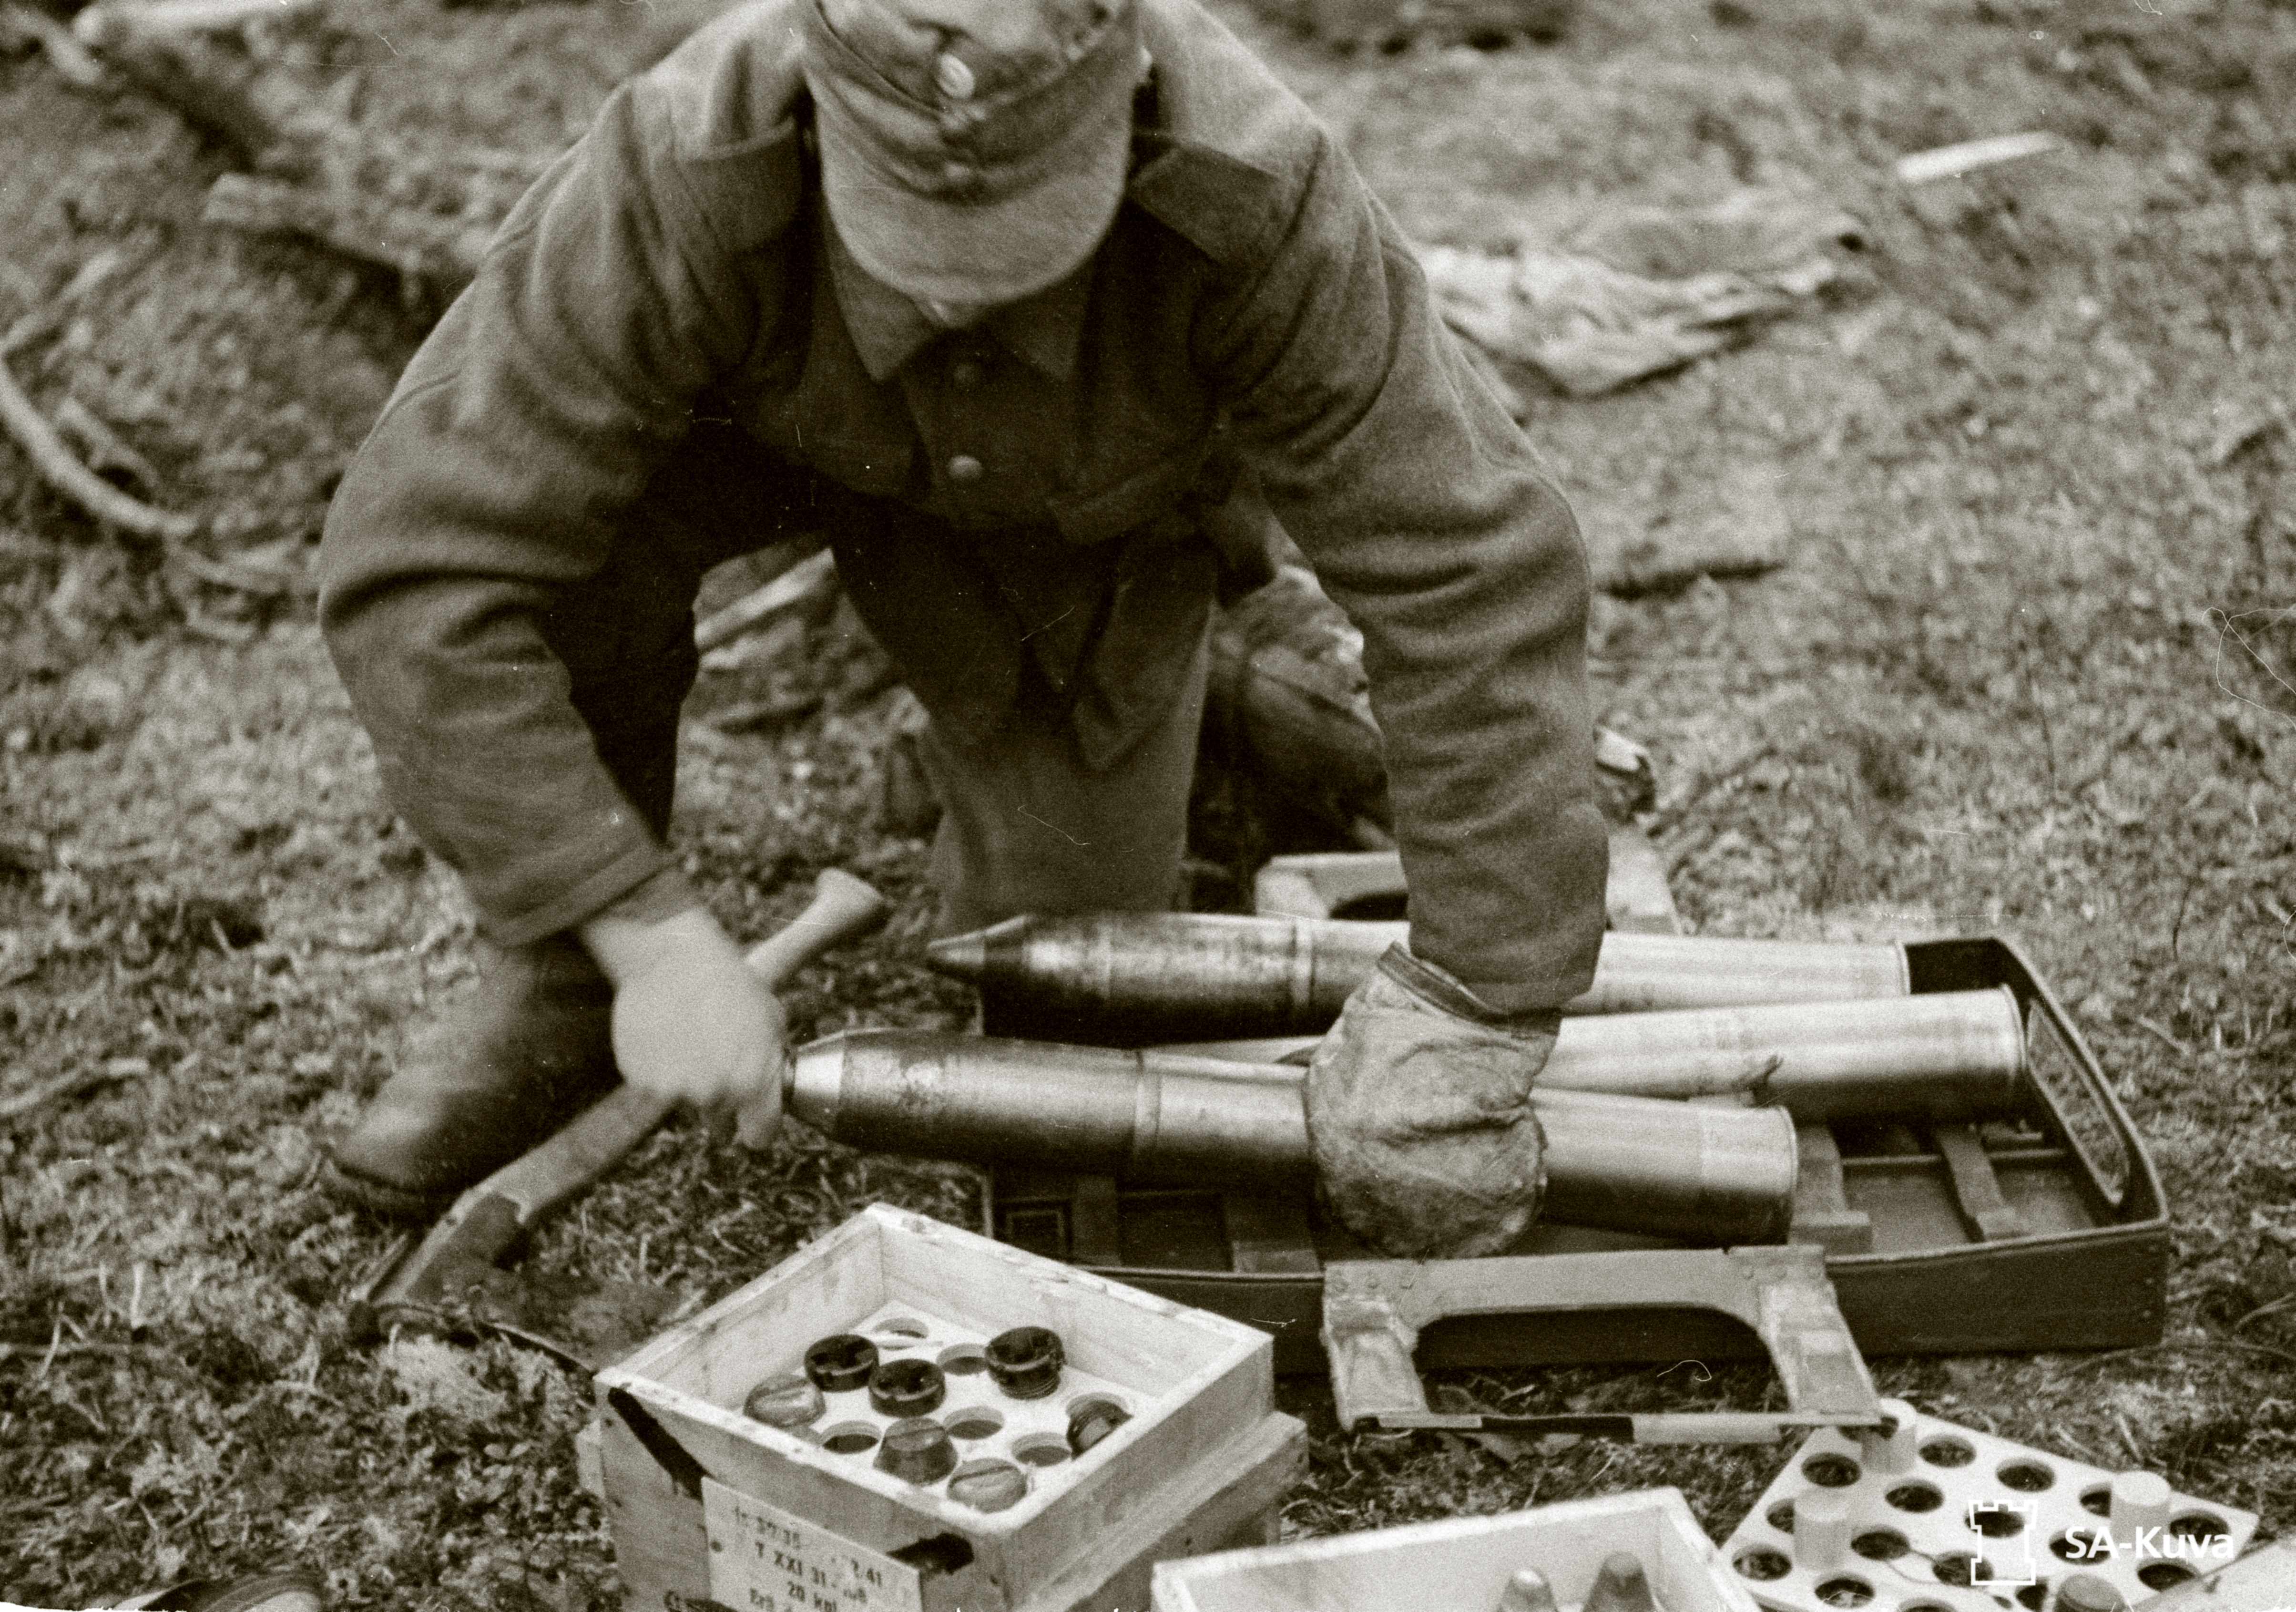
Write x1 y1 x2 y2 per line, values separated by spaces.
319 933 621 1219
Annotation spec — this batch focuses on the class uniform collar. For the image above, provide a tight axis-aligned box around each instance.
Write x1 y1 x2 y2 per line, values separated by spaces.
826 208 1092 384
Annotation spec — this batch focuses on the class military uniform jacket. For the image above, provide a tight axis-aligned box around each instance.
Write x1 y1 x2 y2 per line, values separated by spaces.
318 0 1608 1014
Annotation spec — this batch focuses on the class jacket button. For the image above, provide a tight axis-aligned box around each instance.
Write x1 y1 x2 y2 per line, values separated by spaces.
951 359 985 391
948 454 985 485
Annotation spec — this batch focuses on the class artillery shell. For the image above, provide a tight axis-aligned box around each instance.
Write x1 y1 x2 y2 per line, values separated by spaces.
742 1370 825 1428
927 913 1912 1044
2056 1575 2131 1612
948 1457 1030 1512
804 1332 878 1393
1066 1394 1130 1456
874 1417 957 1485
1496 1569 1559 1612
1165 987 2030 1125
986 1325 1063 1399
788 1029 1799 1244
1584 1553 1658 1612
867 1357 946 1418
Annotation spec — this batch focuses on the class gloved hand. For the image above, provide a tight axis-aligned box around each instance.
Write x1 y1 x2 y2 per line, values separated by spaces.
1306 943 1557 1259
579 904 792 1148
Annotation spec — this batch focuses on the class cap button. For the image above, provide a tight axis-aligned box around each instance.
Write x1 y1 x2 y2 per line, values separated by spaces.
934 51 975 100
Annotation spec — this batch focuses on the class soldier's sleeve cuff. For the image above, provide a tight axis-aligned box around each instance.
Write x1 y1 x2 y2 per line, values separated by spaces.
589 862 707 927
481 845 699 948
1375 943 1564 1037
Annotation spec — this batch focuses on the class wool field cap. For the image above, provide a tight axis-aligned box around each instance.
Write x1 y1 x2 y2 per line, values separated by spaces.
802 0 1145 307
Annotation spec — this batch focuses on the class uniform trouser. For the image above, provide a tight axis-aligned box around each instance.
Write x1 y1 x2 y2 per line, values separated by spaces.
915 635 1207 937
540 431 1210 937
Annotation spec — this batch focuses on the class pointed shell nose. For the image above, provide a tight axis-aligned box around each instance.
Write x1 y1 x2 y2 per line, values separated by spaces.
923 930 988 980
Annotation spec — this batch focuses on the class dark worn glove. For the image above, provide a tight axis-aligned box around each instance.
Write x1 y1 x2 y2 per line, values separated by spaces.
1306 943 1557 1259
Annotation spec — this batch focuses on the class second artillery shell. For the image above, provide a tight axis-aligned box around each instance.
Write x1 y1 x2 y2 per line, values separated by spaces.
742 1371 824 1429
1584 1554 1658 1612
1496 1569 1559 1612
786 1029 1798 1244
1164 986 2029 1125
926 912 1913 1044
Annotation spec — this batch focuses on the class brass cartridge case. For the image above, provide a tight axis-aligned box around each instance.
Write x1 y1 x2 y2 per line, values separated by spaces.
786 1030 1799 1243
926 914 1910 1043
1535 986 2025 1121
1161 987 2030 1124
1527 1086 1797 1241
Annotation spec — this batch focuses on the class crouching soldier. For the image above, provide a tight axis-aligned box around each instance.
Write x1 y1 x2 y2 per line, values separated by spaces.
316 0 1608 1257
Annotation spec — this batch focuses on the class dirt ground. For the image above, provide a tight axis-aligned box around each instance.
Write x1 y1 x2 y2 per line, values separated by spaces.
3 0 2295 1605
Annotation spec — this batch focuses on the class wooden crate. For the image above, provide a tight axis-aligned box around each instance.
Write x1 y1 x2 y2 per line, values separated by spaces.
595 1204 1306 1612
1152 1487 1762 1612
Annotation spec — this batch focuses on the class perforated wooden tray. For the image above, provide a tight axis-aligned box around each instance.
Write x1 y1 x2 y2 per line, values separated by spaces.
1720 1402 2256 1612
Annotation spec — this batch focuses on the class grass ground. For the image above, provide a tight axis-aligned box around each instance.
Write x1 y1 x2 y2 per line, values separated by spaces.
2 0 2294 1604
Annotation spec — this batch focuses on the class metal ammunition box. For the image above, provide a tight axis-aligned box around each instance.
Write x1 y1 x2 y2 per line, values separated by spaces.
988 936 2167 1369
